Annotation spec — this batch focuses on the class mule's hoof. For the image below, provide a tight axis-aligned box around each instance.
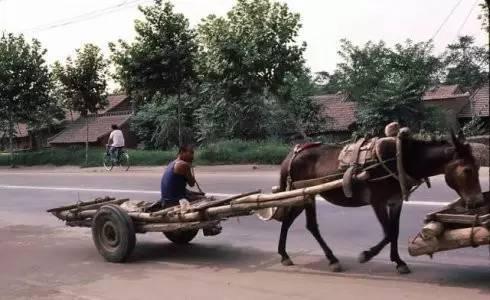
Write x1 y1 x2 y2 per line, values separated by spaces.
358 251 370 264
281 258 294 266
329 262 343 272
397 265 411 275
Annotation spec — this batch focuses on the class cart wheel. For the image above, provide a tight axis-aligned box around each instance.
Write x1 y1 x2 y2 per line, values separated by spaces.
92 204 136 262
163 229 199 244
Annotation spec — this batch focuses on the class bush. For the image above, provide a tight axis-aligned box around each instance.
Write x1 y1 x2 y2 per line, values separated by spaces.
0 140 291 167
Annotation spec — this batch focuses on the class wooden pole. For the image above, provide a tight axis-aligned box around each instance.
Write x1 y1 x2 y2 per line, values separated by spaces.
231 172 368 205
409 226 490 256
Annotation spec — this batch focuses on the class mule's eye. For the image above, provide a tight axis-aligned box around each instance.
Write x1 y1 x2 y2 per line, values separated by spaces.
462 167 472 175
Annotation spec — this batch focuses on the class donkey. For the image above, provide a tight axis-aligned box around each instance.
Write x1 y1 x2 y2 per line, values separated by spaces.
276 131 483 274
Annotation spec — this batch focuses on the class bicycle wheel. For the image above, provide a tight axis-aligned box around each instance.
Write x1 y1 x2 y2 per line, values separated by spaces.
118 152 130 171
103 153 114 171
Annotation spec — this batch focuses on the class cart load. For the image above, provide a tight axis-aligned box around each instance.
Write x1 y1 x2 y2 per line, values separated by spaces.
408 191 490 257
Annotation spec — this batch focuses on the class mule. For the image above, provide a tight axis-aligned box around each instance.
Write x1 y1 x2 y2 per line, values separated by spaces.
276 131 483 274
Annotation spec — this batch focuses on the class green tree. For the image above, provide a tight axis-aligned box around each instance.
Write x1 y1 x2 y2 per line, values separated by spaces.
0 33 54 165
329 39 442 134
110 0 197 145
442 35 489 90
479 0 489 34
53 43 108 165
196 0 314 140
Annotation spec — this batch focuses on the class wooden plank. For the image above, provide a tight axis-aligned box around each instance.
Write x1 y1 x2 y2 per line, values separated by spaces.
136 220 219 233
47 196 115 213
68 198 129 212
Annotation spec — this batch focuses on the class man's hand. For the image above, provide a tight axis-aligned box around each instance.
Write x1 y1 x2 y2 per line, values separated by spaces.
174 160 196 187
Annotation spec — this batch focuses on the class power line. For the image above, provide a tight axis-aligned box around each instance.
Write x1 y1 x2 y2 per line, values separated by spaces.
24 0 149 33
431 0 464 40
456 0 479 36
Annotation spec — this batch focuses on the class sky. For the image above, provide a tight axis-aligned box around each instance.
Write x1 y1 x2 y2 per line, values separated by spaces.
0 0 487 75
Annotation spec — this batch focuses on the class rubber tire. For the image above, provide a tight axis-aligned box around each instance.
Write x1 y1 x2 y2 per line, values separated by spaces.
163 229 199 244
119 152 130 171
103 154 113 171
92 204 136 263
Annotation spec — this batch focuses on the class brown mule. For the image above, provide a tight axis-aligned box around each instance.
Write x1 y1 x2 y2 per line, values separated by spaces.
276 131 483 274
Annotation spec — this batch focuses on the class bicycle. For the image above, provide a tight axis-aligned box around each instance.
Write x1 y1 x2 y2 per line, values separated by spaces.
103 147 130 171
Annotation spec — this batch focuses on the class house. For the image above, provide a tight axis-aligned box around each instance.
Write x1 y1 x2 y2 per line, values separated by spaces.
421 84 471 128
458 82 490 128
0 123 30 151
312 93 358 142
48 95 138 148
313 83 489 139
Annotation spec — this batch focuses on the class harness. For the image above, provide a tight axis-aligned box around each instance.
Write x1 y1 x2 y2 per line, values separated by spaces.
286 129 429 201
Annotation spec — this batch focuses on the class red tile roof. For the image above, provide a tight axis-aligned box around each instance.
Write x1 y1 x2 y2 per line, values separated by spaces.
48 113 132 144
62 95 129 122
99 95 129 114
459 82 489 118
422 84 467 100
313 93 357 132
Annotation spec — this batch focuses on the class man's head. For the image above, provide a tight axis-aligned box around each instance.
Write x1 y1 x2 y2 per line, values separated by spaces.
178 144 195 163
111 124 119 130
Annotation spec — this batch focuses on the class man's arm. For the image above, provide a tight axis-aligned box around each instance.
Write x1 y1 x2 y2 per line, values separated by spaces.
107 131 114 146
174 161 196 187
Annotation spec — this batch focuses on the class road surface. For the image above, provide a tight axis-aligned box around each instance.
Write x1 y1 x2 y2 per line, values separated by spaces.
0 165 488 300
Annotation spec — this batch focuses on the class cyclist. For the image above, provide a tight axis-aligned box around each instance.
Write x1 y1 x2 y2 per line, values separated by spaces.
107 124 125 162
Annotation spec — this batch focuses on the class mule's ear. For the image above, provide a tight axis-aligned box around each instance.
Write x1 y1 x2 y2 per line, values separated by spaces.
451 129 472 158
450 129 458 146
457 129 467 143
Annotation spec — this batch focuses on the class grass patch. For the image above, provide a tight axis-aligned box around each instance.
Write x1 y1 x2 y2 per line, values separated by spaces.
0 140 290 167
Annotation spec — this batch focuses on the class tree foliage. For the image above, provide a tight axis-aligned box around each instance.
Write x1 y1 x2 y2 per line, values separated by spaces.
53 44 108 116
0 33 59 162
324 39 442 134
197 0 305 96
442 35 489 90
53 43 108 164
110 0 197 98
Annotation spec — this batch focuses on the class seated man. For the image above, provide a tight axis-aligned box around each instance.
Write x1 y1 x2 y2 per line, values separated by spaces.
160 144 201 208
160 145 221 235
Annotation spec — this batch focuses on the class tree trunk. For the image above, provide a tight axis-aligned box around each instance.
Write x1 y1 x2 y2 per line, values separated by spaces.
8 112 14 168
85 116 89 166
177 90 182 146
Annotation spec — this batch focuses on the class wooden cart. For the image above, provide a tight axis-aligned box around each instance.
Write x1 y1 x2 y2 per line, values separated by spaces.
408 191 490 257
48 174 363 263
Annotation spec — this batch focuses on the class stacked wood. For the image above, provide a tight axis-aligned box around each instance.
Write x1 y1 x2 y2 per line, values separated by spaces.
409 226 490 256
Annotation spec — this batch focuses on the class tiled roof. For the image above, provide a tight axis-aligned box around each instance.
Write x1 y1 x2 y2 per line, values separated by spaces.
99 95 129 114
62 95 129 122
48 113 132 144
459 82 489 118
423 95 469 116
313 93 357 132
422 84 467 100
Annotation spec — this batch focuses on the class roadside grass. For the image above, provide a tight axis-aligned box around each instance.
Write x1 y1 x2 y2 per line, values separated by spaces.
0 140 290 167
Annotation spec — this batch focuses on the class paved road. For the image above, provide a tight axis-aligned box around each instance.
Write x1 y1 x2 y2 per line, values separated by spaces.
0 166 489 300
